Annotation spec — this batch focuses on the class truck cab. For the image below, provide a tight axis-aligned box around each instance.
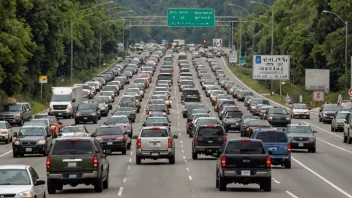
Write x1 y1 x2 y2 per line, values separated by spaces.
49 87 83 118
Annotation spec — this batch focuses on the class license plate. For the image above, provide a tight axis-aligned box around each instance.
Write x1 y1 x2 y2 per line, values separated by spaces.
67 162 76 167
69 174 77 179
208 141 213 143
301 112 305 114
151 143 159 147
107 142 113 145
298 143 304 147
241 170 250 176
268 147 277 151
151 153 159 156
84 117 88 120
58 113 62 115
25 148 32 152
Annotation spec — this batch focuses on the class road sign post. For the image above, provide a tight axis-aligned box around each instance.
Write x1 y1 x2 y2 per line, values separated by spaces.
167 8 215 27
39 76 48 100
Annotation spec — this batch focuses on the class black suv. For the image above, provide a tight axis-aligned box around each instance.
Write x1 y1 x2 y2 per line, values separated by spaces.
265 107 291 126
74 103 101 124
222 111 244 132
192 124 227 159
12 125 53 157
46 137 110 194
181 88 201 103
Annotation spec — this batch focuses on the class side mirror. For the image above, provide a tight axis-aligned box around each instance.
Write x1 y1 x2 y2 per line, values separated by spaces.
13 132 17 137
47 134 52 137
72 99 76 102
124 132 128 135
58 133 62 137
104 122 108 125
45 149 50 156
132 135 138 139
212 153 219 158
35 179 46 186
181 101 185 104
173 135 178 139
313 130 318 133
268 151 273 155
58 122 62 125
142 122 146 126
319 109 322 112
91 133 96 137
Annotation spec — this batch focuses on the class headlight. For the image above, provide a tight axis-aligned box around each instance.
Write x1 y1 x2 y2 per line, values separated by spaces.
289 136 294 141
96 137 103 141
163 112 167 116
66 107 71 113
323 114 326 116
38 140 46 145
91 113 97 116
268 117 273 120
15 114 21 118
286 117 291 120
294 112 299 114
13 140 20 145
306 111 310 114
49 107 53 110
310 136 316 141
17 190 33 198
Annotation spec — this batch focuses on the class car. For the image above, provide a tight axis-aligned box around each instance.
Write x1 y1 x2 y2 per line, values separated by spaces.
92 125 131 154
264 107 291 126
146 104 169 116
33 115 62 137
89 99 109 116
0 121 13 144
46 137 110 194
250 128 291 168
12 125 53 157
248 98 270 115
0 102 32 126
237 90 253 101
186 113 210 134
291 103 311 119
287 124 317 153
132 126 178 164
58 125 90 137
215 139 271 191
74 103 100 124
318 104 341 123
222 111 244 132
105 115 133 137
242 119 271 137
192 124 227 159
181 88 201 103
143 116 171 130
331 110 350 132
0 165 46 197
219 105 240 120
113 107 136 122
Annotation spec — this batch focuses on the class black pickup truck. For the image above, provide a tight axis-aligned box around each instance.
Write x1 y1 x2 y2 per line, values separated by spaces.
215 139 271 192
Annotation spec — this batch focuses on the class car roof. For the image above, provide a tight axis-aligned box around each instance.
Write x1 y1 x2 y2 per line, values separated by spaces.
228 139 263 143
0 165 29 170
56 137 93 140
288 124 310 127
142 126 168 130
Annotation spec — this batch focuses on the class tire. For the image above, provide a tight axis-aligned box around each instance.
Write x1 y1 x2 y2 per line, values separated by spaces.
319 116 322 122
192 150 198 160
56 183 63 191
47 179 56 194
285 160 291 169
331 125 334 132
344 134 348 143
218 175 226 191
94 176 103 193
169 155 175 164
13 152 18 158
5 137 10 144
93 119 98 124
127 143 131 150
308 147 316 153
183 114 187 118
263 178 271 192
103 174 109 189
122 149 127 155
19 119 24 126
74 121 79 124
136 155 141 164
189 133 193 138
349 135 352 144
132 119 136 123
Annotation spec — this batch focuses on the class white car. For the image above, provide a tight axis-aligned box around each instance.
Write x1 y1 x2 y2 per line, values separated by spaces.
0 121 12 144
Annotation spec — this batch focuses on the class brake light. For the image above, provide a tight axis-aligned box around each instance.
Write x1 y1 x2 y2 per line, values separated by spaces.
137 138 141 148
124 125 130 128
168 138 172 148
151 126 160 130
187 123 191 129
267 130 276 132
93 155 98 168
117 137 127 141
223 136 227 142
198 95 201 99
221 156 226 167
146 110 149 115
287 144 291 152
67 139 80 142
206 124 216 128
46 157 51 169
240 139 251 142
266 156 271 168
194 137 198 143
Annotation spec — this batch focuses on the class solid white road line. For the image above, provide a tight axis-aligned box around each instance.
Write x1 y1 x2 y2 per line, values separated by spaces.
292 157 352 197
186 168 189 172
127 165 130 170
317 138 352 154
118 187 124 196
286 191 299 198
0 150 12 158
183 155 186 159
129 158 132 163
123 178 127 183
301 121 342 139
188 176 192 181
271 178 281 184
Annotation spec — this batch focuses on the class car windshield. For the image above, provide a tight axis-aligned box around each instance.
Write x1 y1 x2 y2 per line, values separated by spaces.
119 103 136 108
107 117 129 124
141 129 168 137
147 117 168 123
225 142 265 154
192 109 207 114
98 127 123 135
324 105 341 111
103 86 115 91
197 119 218 125
251 99 270 105
240 91 253 96
256 132 287 142
249 120 271 126
62 126 86 133
0 122 6 129
52 140 93 155
223 106 239 111
336 112 349 119
198 127 224 136
150 105 166 111
0 170 31 185
151 100 165 104
78 104 95 110
51 95 71 102
289 126 313 133
2 104 22 111
268 108 288 114
293 104 308 109
19 128 46 136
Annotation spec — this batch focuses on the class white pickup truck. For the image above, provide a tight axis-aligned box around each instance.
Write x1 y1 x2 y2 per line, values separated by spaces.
133 126 178 164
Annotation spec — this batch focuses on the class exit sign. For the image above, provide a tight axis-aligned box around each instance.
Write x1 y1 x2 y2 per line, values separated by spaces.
167 8 215 27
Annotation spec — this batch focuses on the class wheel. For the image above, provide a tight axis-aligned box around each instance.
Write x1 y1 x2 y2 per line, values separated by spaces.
136 155 141 164
308 147 316 153
284 160 291 169
349 135 352 144
331 125 334 132
183 114 187 118
94 176 103 192
122 149 127 155
103 174 109 189
169 155 175 164
216 172 219 188
13 151 18 158
19 119 24 126
319 116 322 122
93 119 98 124
5 137 10 144
56 183 63 190
127 143 131 150
137 109 140 113
192 150 198 160
262 178 271 192
74 121 79 124
344 134 348 143
218 175 226 191
47 179 56 194
19 153 24 157
132 119 136 123
189 133 193 138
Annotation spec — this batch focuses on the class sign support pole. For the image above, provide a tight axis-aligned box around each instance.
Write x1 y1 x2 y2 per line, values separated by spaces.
280 81 282 102
41 83 43 100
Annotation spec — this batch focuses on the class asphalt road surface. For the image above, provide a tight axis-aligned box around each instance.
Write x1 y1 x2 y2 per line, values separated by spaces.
1 51 352 198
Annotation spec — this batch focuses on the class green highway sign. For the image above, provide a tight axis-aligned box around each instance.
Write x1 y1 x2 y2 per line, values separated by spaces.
167 8 215 27
239 56 246 64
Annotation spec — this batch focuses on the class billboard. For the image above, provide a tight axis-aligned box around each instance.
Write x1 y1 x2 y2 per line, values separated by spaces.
252 55 290 80
229 50 237 64
305 69 330 93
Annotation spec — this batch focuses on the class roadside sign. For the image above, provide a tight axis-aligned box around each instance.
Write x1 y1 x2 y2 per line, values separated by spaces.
39 76 47 84
167 8 215 27
252 55 290 80
348 88 352 96
229 50 237 64
312 91 325 102
239 56 246 64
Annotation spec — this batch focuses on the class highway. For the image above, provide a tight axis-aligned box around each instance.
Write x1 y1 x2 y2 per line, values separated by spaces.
1 50 352 198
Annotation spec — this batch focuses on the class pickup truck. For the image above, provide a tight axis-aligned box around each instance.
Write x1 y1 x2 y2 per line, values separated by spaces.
250 128 291 168
133 126 178 164
215 139 271 191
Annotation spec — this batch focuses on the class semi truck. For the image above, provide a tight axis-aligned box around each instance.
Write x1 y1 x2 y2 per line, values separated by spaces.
48 86 83 118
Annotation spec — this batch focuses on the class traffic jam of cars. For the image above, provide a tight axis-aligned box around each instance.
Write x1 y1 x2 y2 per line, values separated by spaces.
1 42 351 197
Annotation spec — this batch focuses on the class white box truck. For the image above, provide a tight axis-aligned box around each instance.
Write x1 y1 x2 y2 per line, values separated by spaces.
48 86 83 118
213 38 223 47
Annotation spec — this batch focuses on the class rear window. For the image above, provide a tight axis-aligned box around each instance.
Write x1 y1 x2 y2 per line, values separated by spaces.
183 90 200 96
98 127 123 135
52 140 93 155
225 111 243 117
225 142 265 154
158 75 172 80
197 119 218 125
256 132 287 142
198 127 224 136
252 99 270 105
141 129 168 137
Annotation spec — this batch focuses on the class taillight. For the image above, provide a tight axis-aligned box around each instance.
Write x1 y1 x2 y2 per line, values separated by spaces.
46 157 51 169
137 138 141 148
93 155 98 168
194 137 198 143
146 111 149 115
266 156 271 168
221 156 226 167
117 137 127 142
287 144 291 152
198 95 201 99
168 138 172 148
223 136 227 142
124 125 130 128
187 123 191 129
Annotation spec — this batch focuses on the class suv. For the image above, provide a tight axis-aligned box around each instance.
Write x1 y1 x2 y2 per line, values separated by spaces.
265 107 291 126
74 103 100 124
331 110 350 132
181 88 201 103
92 125 131 154
318 104 341 123
46 137 110 194
0 102 32 126
222 111 244 132
192 124 227 159
12 125 53 157
286 124 317 153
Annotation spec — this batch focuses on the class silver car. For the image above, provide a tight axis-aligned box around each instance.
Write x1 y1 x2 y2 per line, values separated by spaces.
287 124 317 153
0 165 46 197
331 110 350 132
